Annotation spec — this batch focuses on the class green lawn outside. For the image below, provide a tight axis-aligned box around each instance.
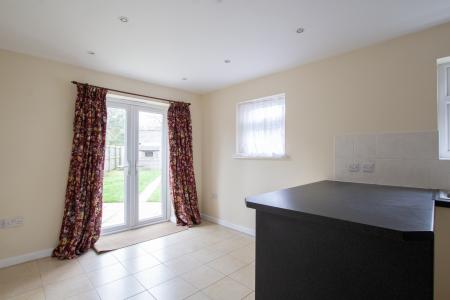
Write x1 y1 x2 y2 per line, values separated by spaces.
148 187 161 202
102 169 161 203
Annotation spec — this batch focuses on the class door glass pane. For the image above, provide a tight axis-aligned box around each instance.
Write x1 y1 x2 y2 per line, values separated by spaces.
102 107 127 228
138 111 163 221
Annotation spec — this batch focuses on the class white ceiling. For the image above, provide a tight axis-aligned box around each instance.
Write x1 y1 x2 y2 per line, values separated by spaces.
1 0 450 94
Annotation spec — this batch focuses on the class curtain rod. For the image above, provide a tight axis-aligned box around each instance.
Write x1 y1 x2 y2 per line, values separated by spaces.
71 81 190 105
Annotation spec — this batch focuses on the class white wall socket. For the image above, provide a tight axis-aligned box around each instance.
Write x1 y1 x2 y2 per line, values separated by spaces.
0 216 24 228
362 162 375 173
348 163 360 173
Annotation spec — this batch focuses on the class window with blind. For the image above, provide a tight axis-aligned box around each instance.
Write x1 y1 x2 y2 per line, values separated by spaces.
235 93 286 158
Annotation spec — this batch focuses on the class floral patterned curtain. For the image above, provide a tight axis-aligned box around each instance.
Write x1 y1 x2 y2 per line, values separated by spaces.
168 102 201 226
53 83 108 259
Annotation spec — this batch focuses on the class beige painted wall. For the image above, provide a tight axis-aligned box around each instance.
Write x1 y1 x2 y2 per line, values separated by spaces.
0 49 202 260
201 22 450 299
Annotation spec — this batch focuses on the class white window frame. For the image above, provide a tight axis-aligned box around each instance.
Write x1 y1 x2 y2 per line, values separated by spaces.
438 60 450 160
234 93 287 160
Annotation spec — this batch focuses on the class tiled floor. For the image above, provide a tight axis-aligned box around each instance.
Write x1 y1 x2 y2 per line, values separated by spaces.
0 222 255 300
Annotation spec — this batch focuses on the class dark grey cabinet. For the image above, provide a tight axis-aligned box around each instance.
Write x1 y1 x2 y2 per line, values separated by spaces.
246 181 434 300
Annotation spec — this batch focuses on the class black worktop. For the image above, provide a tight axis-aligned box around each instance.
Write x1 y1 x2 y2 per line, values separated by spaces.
247 180 434 299
246 180 434 236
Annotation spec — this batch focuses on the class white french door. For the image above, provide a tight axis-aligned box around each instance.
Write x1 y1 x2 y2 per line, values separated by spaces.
101 96 169 234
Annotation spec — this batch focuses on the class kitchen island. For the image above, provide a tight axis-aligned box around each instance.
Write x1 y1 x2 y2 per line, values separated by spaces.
245 180 434 300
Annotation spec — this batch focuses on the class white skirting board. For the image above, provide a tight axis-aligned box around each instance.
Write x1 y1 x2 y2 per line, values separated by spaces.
201 213 255 236
0 248 53 269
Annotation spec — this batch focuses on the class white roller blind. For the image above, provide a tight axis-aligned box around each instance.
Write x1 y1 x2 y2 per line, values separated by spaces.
236 94 285 158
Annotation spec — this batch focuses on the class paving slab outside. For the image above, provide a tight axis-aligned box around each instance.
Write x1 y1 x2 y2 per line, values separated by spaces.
102 176 162 228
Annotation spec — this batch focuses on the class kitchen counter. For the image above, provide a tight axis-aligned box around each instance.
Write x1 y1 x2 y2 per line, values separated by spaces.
246 180 434 239
246 180 434 300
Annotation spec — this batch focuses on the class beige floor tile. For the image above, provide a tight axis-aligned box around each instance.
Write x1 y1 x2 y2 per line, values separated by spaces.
188 226 216 236
185 291 211 300
229 263 255 290
161 232 192 245
173 239 207 253
44 274 94 300
95 275 145 300
163 255 202 275
148 277 198 300
232 234 255 244
0 273 42 299
207 255 246 275
1 223 256 300
192 235 224 247
133 264 177 289
127 291 156 300
38 259 85 285
151 244 193 262
86 263 129 287
228 243 255 264
0 262 39 282
36 256 79 272
203 277 252 300
110 245 148 262
78 253 119 273
66 290 101 300
205 231 236 242
5 287 45 300
189 248 226 264
120 254 161 274
243 291 255 300
167 230 199 242
139 238 174 253
208 238 249 254
181 265 225 289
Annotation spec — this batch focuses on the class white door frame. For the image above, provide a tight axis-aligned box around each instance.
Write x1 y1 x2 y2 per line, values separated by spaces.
101 95 170 235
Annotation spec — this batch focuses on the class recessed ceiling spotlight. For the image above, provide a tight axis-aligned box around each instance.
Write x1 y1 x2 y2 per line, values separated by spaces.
87 51 96 55
182 77 188 81
119 16 129 23
224 59 231 64
296 27 305 34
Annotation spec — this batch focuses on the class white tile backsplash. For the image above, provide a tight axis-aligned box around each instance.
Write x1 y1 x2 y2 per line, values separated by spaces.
335 135 355 158
355 135 376 158
429 159 450 189
375 133 403 158
400 132 437 160
334 131 450 189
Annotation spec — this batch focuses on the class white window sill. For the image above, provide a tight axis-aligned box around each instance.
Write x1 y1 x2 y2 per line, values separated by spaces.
232 154 289 160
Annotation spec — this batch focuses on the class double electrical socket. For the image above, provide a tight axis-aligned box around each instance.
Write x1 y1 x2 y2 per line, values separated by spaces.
348 162 375 173
0 216 24 228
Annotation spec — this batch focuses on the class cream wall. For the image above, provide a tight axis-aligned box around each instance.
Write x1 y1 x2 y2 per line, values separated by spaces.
201 22 450 299
0 49 202 261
